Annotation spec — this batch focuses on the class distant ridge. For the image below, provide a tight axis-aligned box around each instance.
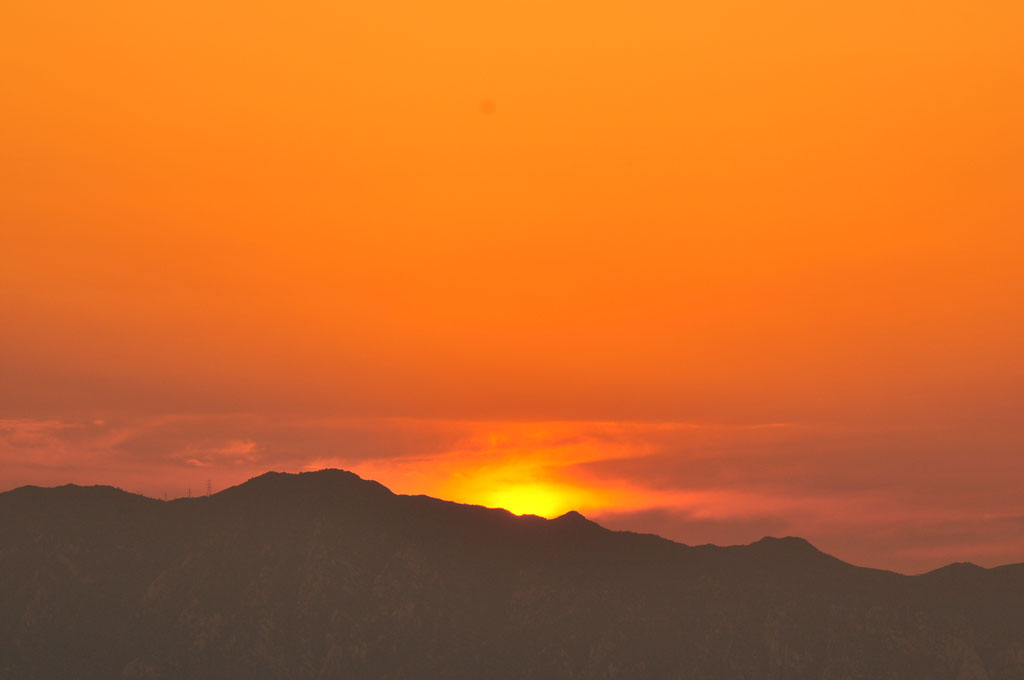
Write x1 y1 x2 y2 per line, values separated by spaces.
2 469 1023 679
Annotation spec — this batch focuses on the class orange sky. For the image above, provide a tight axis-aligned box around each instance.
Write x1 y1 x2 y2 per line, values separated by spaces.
2 0 1023 573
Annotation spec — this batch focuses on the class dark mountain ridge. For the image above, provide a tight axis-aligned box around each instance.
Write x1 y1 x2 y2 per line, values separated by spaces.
2 469 1022 679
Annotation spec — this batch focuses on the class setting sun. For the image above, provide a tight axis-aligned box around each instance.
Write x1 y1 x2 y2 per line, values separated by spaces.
486 482 578 518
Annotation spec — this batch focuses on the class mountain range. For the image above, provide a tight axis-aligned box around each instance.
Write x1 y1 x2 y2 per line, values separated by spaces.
2 469 1022 679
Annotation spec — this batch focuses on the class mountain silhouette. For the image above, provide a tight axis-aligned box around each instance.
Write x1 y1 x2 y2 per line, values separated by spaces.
2 469 1022 679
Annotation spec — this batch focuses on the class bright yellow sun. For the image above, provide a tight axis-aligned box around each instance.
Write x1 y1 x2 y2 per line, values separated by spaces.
487 483 576 518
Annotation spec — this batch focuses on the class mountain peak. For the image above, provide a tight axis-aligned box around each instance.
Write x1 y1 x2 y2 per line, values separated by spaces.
548 509 606 535
244 468 373 485
217 468 394 503
750 535 823 554
925 561 987 576
239 468 388 490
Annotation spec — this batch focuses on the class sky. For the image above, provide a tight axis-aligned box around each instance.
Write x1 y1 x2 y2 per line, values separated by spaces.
2 0 1023 574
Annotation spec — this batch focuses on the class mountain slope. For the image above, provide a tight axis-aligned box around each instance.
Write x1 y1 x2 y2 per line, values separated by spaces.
1 469 1022 679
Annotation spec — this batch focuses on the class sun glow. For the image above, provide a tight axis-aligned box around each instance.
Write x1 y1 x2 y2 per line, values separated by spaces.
338 420 672 519
486 482 578 518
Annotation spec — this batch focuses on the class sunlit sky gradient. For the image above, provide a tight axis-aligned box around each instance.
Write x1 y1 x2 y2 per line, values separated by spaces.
2 0 1023 574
